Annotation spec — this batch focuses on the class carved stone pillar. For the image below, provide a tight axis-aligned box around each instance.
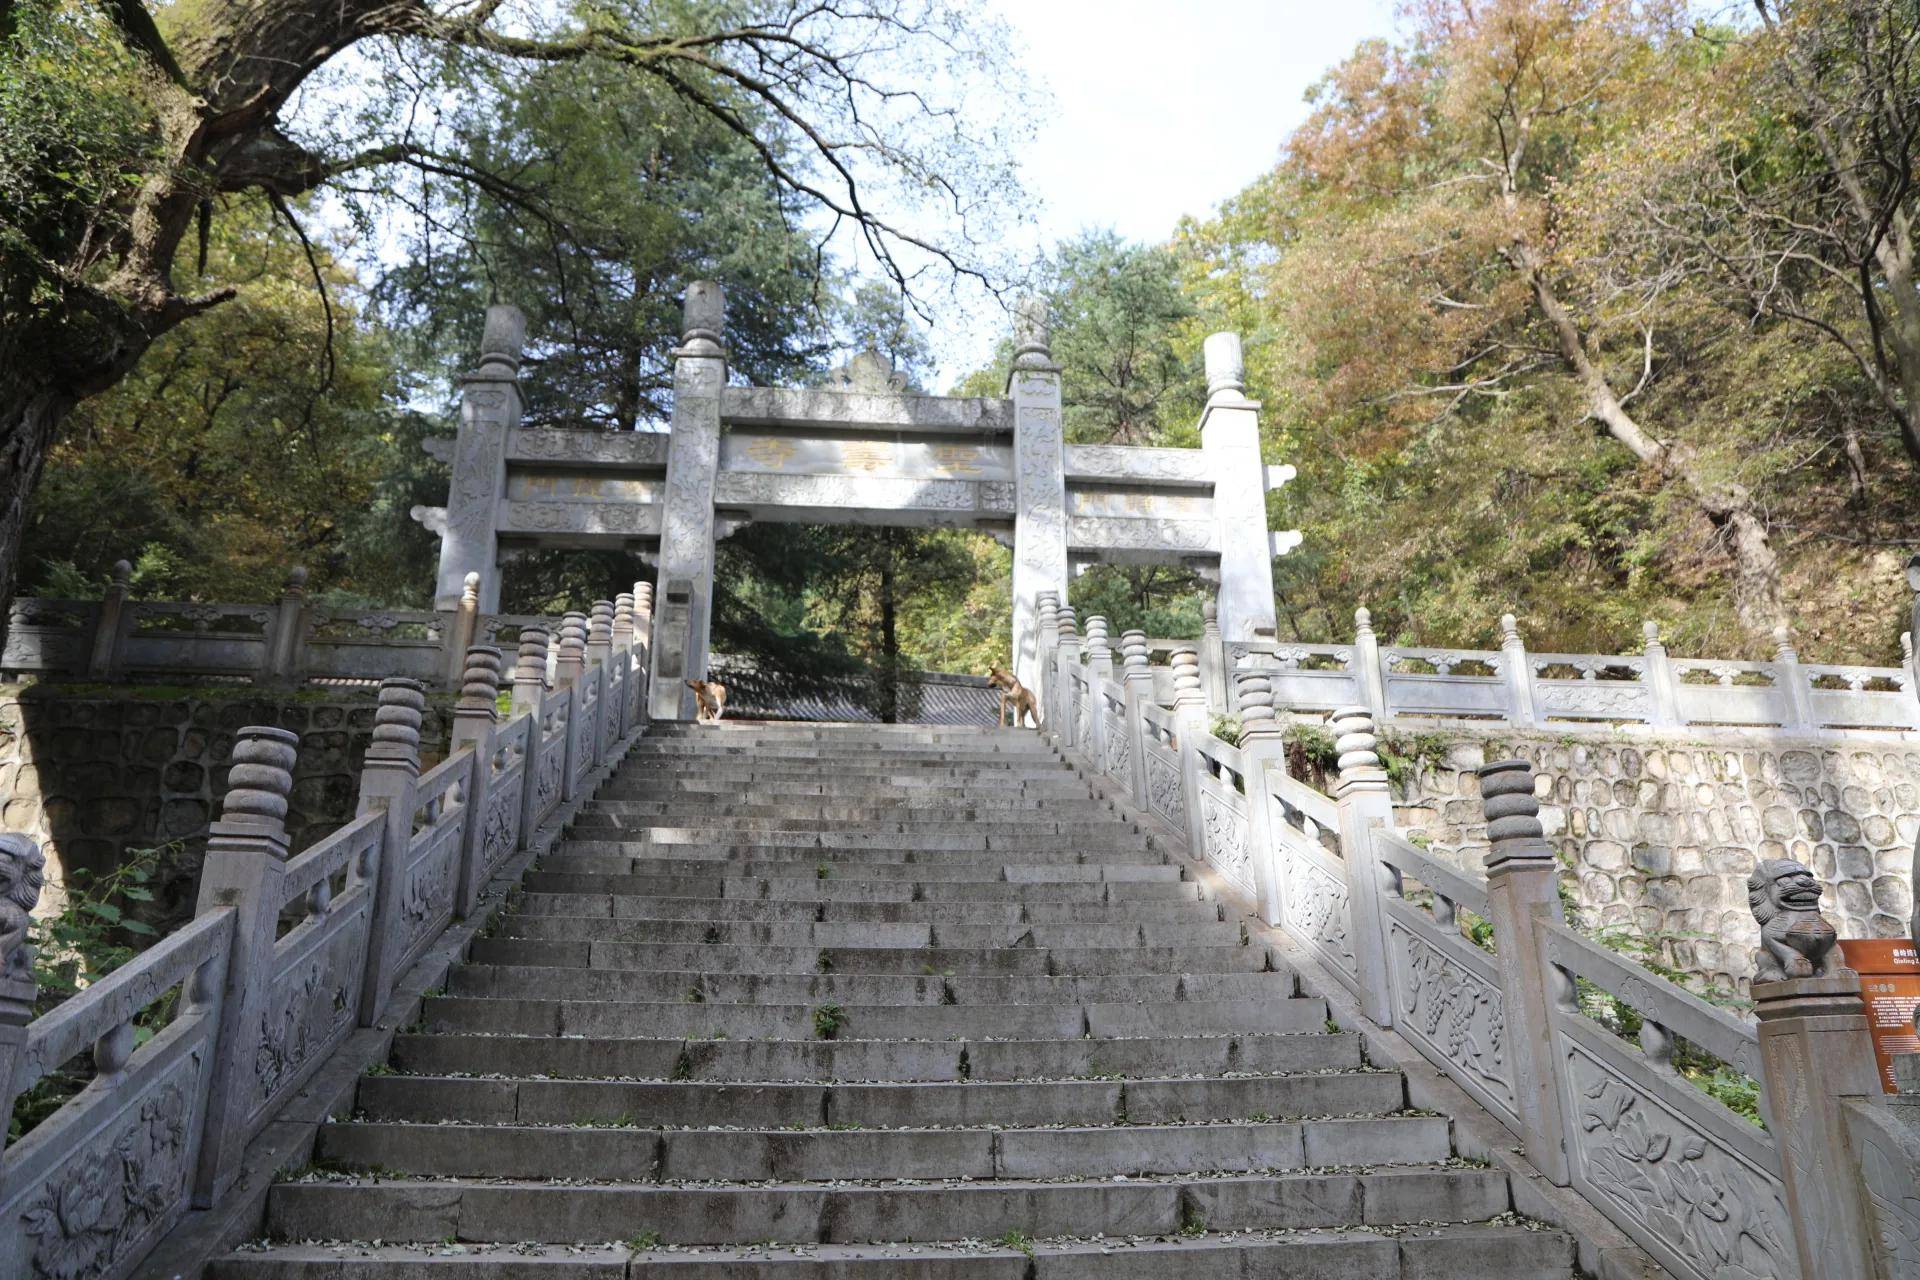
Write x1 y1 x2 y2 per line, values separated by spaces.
1236 671 1287 925
85 560 132 679
356 678 424 1025
1055 605 1081 750
1498 613 1536 728
1475 759 1571 1185
1331 707 1396 1026
1034 591 1060 732
510 626 549 720
650 283 728 721
452 646 504 916
266 565 308 684
430 306 522 610
1170 646 1211 860
1199 597 1229 713
1199 332 1278 647
555 611 587 687
1008 299 1069 698
1083 616 1114 771
1353 607 1388 721
1641 620 1681 729
1120 630 1155 810
1747 859 1883 1280
191 725 299 1204
0 835 40 1160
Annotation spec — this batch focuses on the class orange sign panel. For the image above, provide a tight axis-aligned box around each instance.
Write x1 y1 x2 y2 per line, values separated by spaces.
1839 938 1920 1094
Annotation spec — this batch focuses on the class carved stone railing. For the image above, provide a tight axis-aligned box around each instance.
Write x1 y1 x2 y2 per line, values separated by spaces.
0 604 652 1280
1219 610 1918 736
1039 620 1898 1280
0 564 628 695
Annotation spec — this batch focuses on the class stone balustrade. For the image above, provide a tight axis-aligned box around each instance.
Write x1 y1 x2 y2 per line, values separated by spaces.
1039 633 1905 1280
1128 608 1920 737
0 604 650 1280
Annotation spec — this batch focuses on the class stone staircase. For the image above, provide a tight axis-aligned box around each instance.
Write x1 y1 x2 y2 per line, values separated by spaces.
214 722 1574 1277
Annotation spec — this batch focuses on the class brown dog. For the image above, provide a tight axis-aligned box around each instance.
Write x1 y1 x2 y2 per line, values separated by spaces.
986 667 1039 729
686 679 728 723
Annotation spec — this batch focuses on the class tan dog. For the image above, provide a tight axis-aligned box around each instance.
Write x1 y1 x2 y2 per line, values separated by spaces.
686 679 728 723
986 667 1039 729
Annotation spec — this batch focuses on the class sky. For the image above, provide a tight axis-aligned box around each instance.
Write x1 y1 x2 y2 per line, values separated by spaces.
930 0 1398 376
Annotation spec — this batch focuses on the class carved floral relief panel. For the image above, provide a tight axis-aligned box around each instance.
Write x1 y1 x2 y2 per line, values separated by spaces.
249 911 368 1126
21 1061 199 1280
1388 920 1515 1120
1146 748 1186 829
1199 789 1253 896
1281 847 1356 978
1562 1044 1792 1280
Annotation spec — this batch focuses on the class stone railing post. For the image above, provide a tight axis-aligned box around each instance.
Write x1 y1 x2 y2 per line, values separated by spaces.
1330 707 1397 1026
1120 630 1155 810
264 566 309 685
1170 646 1211 859
634 580 654 664
1475 759 1571 1185
451 645 503 917
1055 605 1081 749
1353 607 1389 721
612 592 636 738
1034 591 1060 731
586 600 615 767
1498 613 1537 728
556 615 587 800
1748 863 1882 1280
0 835 41 1158
85 559 132 680
1771 625 1814 732
512 628 550 841
510 626 549 720
356 678 424 1025
444 571 481 688
190 725 299 1205
1083 615 1113 769
1236 671 1288 925
1199 598 1229 713
1641 621 1681 729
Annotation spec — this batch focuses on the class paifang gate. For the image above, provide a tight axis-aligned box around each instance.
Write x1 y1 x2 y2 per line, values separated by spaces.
413 283 1296 721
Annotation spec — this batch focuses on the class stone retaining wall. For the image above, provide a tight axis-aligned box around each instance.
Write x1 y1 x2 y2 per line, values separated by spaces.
1396 731 1919 991
0 685 455 920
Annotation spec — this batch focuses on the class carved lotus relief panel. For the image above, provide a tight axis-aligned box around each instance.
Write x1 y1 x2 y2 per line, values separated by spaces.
1103 709 1131 782
1564 1046 1792 1280
23 1067 196 1280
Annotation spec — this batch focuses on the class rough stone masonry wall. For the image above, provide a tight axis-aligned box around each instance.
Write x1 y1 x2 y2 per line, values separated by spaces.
1395 731 1919 992
0 685 455 923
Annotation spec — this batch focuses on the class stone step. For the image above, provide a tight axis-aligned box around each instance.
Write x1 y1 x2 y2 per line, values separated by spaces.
448 963 1297 1007
354 1070 1394 1128
568 813 1144 838
552 841 1171 867
388 1030 1363 1082
467 938 1271 977
564 827 1146 852
260 1167 1510 1246
495 912 1250 951
214 1225 1574 1279
586 795 1121 817
519 873 1196 904
599 780 1097 802
315 1114 1451 1182
539 855 1179 883
606 762 1078 783
418 994 1325 1042
622 742 1061 763
502 893 1226 926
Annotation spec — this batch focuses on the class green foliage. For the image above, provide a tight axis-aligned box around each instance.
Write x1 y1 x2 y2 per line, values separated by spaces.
10 843 176 1141
996 1229 1035 1258
1209 714 1244 747
812 1002 845 1041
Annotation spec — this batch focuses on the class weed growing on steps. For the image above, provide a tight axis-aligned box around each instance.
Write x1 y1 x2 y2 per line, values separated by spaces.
812 1003 845 1040
997 1228 1035 1258
816 862 831 880
626 1230 662 1251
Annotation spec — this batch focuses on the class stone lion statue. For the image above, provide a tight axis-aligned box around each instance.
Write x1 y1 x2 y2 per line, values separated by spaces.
0 834 44 984
1748 858 1840 983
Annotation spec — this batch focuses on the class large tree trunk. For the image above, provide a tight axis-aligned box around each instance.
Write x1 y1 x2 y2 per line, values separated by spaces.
1521 249 1790 637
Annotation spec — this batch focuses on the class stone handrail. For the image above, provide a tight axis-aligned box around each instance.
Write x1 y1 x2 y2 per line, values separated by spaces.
1220 611 1918 736
1041 617 1896 1280
0 565 617 693
0 601 651 1280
